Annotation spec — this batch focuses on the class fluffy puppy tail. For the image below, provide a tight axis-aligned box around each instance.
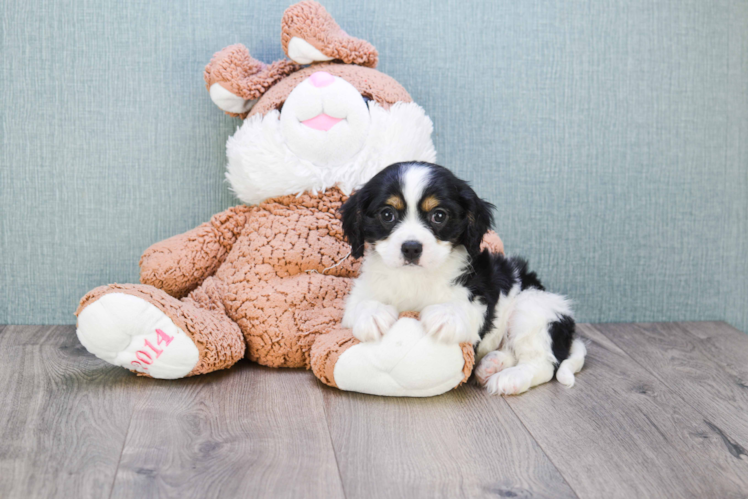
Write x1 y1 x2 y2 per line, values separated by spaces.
556 338 587 388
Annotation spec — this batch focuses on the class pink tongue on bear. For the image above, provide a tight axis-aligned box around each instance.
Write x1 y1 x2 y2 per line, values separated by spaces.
301 114 344 131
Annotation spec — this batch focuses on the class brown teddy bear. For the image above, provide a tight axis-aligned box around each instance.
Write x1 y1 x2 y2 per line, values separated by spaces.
75 0 503 397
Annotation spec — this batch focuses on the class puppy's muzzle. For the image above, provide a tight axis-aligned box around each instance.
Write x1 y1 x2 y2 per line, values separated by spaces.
401 240 423 264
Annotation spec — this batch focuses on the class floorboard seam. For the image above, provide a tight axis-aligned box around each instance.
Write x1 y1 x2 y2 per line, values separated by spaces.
107 380 137 499
499 396 581 499
589 323 748 453
316 380 348 499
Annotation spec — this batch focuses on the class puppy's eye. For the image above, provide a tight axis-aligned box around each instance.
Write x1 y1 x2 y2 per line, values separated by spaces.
430 209 448 225
379 207 397 224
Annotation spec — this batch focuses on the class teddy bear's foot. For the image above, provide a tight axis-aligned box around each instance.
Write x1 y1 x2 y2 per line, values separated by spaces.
204 44 299 117
76 281 246 379
77 292 200 379
313 317 473 397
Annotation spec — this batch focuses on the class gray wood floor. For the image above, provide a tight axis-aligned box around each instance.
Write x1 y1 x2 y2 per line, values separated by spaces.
1 322 747 498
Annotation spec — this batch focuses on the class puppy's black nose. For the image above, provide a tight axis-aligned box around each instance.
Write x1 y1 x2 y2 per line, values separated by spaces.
401 240 423 263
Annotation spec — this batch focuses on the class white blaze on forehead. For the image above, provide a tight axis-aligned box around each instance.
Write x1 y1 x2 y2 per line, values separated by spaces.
373 163 450 269
400 164 431 218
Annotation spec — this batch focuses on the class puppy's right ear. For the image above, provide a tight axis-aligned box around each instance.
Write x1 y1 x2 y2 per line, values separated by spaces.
458 186 495 258
340 191 366 258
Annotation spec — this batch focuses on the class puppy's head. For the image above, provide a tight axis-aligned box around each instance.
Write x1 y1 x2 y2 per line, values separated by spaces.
340 162 494 269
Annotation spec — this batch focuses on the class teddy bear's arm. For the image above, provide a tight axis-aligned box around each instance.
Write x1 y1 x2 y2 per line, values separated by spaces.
139 205 253 298
481 230 504 255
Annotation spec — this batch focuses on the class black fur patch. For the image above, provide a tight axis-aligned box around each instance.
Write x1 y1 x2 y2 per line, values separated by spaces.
339 162 495 260
412 164 495 258
340 165 406 258
549 315 575 365
512 257 545 291
457 253 536 339
457 252 573 366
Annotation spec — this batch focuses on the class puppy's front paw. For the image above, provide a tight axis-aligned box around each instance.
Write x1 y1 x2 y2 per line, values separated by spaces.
352 301 398 343
420 303 475 344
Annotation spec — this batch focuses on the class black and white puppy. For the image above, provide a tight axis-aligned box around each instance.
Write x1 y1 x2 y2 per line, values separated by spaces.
340 161 586 395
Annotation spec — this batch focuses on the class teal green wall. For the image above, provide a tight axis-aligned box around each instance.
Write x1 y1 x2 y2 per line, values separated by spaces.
2 0 747 331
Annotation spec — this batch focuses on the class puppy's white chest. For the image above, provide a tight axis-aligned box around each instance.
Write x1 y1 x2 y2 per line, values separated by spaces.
361 260 470 312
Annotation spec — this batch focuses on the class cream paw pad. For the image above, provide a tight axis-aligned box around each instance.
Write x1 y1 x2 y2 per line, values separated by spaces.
76 293 199 379
333 317 468 397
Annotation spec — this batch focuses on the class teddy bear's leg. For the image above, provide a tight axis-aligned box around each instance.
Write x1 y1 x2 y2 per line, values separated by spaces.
203 44 299 117
76 279 244 379
239 271 473 396
309 316 475 398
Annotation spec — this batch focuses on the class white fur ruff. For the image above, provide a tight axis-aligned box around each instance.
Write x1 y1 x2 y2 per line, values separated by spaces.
343 247 486 345
225 102 436 205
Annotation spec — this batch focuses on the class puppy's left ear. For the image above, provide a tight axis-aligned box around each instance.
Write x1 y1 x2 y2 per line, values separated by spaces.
340 191 366 258
460 187 495 257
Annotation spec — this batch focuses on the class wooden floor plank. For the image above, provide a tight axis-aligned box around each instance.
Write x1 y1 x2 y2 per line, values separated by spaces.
0 324 67 347
0 325 146 498
321 382 576 498
502 324 748 498
110 364 345 499
594 322 748 453
4 322 748 498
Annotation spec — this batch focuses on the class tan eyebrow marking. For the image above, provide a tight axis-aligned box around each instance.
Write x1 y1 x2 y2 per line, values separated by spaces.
421 195 440 212
385 195 404 210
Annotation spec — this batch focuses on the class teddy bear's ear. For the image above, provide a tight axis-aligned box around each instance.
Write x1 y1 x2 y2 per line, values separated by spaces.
281 1 378 68
204 44 300 117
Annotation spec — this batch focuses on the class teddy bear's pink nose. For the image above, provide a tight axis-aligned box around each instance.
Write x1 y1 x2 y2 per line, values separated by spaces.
309 71 335 88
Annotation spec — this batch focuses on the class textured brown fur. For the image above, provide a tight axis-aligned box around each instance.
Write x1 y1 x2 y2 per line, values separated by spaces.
281 0 378 68
79 1 505 391
310 327 360 388
458 343 476 386
248 63 412 119
78 188 502 384
204 0 389 119
139 205 253 298
203 44 300 116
